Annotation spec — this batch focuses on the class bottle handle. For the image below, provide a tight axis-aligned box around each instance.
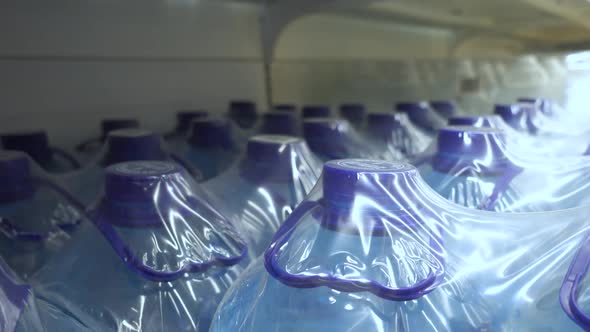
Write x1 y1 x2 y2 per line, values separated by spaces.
264 201 445 301
560 231 590 330
93 195 248 282
50 147 81 169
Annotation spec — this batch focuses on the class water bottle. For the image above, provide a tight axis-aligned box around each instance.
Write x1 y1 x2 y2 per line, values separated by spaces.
302 105 331 119
164 110 208 143
204 135 321 258
75 119 140 162
259 112 298 136
210 159 495 331
32 161 248 331
303 118 383 161
417 126 527 212
0 151 84 279
178 118 239 181
364 113 406 161
1 131 80 173
229 100 258 130
67 129 201 206
338 103 366 129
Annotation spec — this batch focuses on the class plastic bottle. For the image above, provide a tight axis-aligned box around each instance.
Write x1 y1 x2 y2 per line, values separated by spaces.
259 112 298 136
338 103 366 128
32 161 248 331
204 135 321 257
0 151 83 279
1 131 80 173
302 105 331 119
229 100 258 129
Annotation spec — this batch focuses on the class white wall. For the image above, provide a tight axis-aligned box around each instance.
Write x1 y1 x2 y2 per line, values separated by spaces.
0 0 266 149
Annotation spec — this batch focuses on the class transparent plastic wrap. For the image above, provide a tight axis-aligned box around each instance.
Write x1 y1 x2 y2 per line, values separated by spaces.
211 159 590 331
76 118 140 157
303 118 396 161
1 258 45 332
0 151 83 279
1 131 80 173
32 161 249 331
396 102 447 134
415 125 590 212
204 135 322 258
65 128 202 206
364 113 408 161
173 118 241 181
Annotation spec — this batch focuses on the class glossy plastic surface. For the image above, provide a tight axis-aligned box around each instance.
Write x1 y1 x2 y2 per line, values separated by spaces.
174 118 240 181
229 100 258 129
0 151 82 279
204 135 322 258
211 159 590 332
303 118 396 161
32 161 248 331
417 125 590 212
396 102 446 134
64 129 202 206
1 258 45 332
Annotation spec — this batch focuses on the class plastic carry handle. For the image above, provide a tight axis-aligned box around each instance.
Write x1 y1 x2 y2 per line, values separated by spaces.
560 231 590 330
264 201 446 301
50 147 81 169
93 195 248 282
0 176 85 242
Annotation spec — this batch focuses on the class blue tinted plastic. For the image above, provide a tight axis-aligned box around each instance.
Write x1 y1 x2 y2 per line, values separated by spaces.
339 103 366 127
174 118 239 181
65 129 202 206
417 125 590 212
0 151 83 279
259 112 298 136
76 118 140 155
0 258 45 332
1 131 80 173
31 161 248 331
211 158 590 331
229 100 258 129
302 105 331 119
303 118 392 161
429 100 457 119
204 135 322 258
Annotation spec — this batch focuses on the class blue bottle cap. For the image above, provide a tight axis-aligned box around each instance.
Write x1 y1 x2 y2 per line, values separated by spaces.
175 111 208 133
339 104 366 124
242 135 306 182
302 105 331 119
103 161 183 225
229 100 257 128
429 100 456 118
101 119 139 140
102 129 165 167
321 159 424 234
261 112 297 136
367 113 402 141
0 151 35 203
0 131 52 165
188 119 234 149
302 118 351 158
448 115 502 127
395 102 436 132
494 104 520 123
274 104 297 113
434 126 509 173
